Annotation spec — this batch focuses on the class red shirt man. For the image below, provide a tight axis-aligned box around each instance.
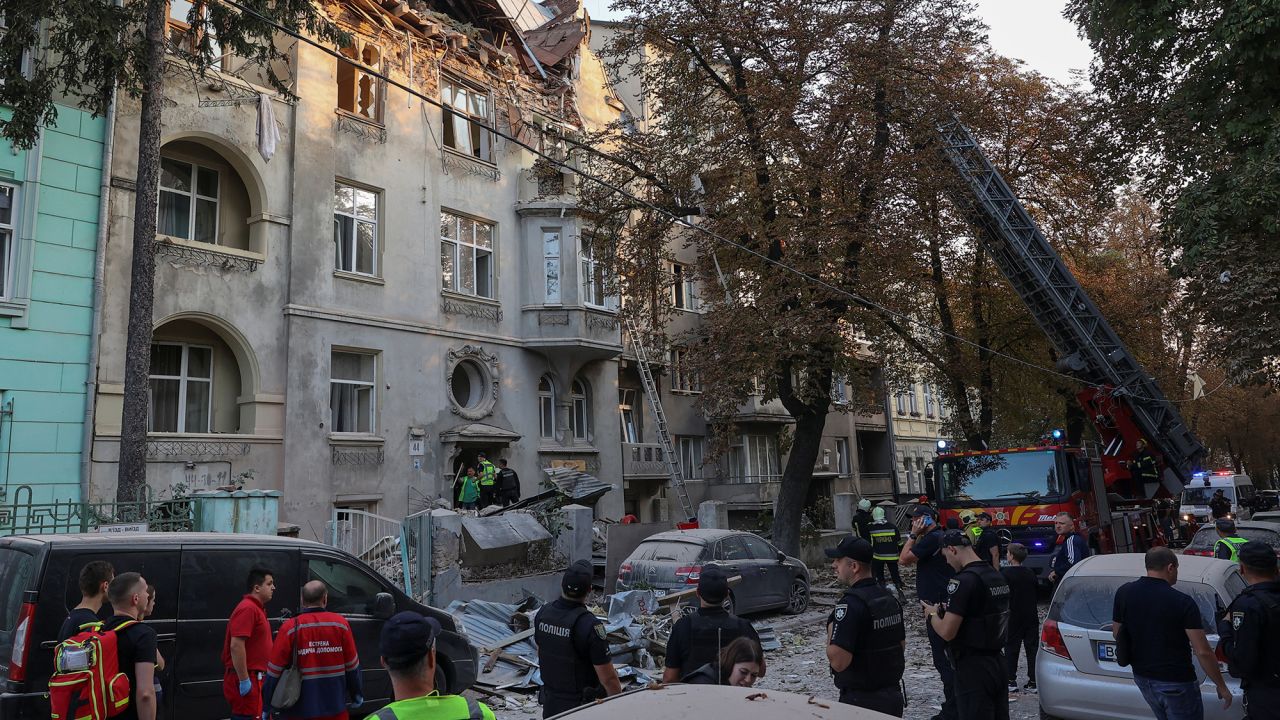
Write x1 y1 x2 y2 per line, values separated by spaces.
222 566 276 720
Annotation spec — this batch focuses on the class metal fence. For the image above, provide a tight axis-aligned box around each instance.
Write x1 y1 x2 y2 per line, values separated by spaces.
326 507 432 599
0 484 194 535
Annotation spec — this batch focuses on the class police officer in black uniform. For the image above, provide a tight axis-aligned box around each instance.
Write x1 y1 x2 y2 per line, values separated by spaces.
900 506 958 720
662 565 762 683
825 536 906 717
922 530 1010 720
1220 541 1280 719
533 560 622 718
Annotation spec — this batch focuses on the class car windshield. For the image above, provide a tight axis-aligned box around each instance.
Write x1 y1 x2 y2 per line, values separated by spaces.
633 541 705 563
939 450 1063 502
1183 487 1235 505
1049 576 1228 632
1187 526 1280 552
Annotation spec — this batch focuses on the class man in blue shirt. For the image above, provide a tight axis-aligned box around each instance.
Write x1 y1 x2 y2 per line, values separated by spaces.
1048 513 1089 583
900 507 957 720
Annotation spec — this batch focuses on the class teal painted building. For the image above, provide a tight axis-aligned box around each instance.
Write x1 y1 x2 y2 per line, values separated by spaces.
0 104 107 506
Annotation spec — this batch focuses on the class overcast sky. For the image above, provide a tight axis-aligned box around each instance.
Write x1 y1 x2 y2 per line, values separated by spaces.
581 0 1094 87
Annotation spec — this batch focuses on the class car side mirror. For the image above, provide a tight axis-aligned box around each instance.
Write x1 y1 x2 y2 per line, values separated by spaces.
373 592 395 620
776 551 787 563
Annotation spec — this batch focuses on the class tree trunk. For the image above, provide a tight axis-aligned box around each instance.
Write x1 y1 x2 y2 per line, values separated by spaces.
116 0 168 502
772 409 828 557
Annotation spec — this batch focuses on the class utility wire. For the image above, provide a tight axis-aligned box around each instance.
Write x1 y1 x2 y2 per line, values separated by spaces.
212 0 1219 404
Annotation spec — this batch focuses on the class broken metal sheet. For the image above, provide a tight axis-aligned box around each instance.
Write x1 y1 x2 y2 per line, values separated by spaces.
752 623 781 652
542 467 615 504
462 513 553 550
605 590 657 632
454 613 539 658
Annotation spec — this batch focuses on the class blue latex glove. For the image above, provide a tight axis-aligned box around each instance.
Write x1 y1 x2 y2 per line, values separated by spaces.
349 695 364 710
238 678 252 696
262 712 270 720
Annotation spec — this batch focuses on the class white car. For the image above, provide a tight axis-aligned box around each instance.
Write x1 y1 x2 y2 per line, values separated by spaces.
1038 553 1246 720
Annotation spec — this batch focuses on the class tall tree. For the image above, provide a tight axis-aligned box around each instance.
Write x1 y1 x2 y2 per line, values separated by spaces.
0 0 344 500
584 0 980 555
1066 0 1280 383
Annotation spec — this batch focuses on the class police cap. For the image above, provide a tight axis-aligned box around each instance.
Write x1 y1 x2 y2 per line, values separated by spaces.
380 611 441 669
941 529 973 547
1238 541 1278 572
912 505 937 519
561 559 594 597
1216 518 1237 534
823 536 874 563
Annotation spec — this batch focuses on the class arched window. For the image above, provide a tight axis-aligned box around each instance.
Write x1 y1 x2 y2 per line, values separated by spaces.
539 376 555 439
571 379 590 440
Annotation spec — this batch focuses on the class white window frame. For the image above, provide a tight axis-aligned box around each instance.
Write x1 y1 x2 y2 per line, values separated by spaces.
908 385 919 415
440 211 495 299
0 183 15 300
832 374 849 405
923 382 935 418
618 389 639 443
334 181 379 276
670 346 702 394
539 376 556 439
570 379 589 440
739 434 778 482
835 437 851 477
543 228 561 303
580 237 616 309
442 78 492 162
148 342 213 434
671 262 699 311
158 157 220 244
330 350 377 434
678 436 704 479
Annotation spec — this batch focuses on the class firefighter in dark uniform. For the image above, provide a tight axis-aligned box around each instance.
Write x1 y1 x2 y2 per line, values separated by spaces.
1220 541 1280 719
825 536 906 717
1128 439 1160 489
922 530 1011 720
533 560 622 717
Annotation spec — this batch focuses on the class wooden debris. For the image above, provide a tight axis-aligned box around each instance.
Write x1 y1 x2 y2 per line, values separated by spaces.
481 627 534 654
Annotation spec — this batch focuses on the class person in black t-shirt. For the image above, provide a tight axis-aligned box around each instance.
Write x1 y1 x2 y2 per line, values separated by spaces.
900 507 958 720
1001 543 1039 692
57 560 114 641
1113 547 1231 719
103 572 158 720
975 513 1002 568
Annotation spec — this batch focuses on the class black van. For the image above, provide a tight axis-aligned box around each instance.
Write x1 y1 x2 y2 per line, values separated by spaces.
0 533 477 719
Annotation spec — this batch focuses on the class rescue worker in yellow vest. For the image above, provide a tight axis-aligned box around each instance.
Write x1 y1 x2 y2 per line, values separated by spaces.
1215 519 1249 562
959 510 983 547
371 611 494 720
477 452 498 508
867 507 906 603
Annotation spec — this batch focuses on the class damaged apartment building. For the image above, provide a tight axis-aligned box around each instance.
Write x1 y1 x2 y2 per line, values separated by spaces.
81 0 900 538
89 0 631 535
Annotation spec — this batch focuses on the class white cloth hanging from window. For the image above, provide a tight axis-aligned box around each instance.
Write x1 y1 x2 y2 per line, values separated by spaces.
257 93 280 162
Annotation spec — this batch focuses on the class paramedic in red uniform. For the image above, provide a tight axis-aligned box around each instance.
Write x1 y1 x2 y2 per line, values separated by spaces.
223 566 276 720
264 580 363 719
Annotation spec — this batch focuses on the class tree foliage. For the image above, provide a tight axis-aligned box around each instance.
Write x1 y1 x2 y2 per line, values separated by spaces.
1065 0 1280 382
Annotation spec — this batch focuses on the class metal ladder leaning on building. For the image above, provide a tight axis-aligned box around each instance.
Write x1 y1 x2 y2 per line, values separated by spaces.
623 317 697 523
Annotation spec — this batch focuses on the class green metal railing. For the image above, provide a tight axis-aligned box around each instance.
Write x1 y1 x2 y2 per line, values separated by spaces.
0 484 194 535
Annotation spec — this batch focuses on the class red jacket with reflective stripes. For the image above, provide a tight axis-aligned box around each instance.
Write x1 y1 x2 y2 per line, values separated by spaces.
264 609 362 719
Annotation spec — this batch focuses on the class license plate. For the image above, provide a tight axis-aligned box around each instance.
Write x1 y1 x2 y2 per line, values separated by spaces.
652 589 667 598
1097 642 1117 662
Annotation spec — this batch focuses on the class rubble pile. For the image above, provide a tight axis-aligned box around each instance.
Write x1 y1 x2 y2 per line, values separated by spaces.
451 583 783 711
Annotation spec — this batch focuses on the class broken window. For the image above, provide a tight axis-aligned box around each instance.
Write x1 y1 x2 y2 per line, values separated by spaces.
670 346 702 394
440 211 494 299
333 182 378 276
442 79 492 162
671 262 699 311
543 228 561 303
337 41 383 123
167 0 223 66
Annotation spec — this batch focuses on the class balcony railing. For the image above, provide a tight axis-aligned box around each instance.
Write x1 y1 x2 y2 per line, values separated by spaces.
722 474 783 485
623 442 668 477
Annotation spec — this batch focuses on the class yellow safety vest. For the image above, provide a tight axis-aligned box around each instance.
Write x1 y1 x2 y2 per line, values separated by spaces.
1216 536 1248 562
371 693 495 720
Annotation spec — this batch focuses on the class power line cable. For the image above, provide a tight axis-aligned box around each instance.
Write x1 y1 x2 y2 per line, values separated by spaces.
210 0 1219 404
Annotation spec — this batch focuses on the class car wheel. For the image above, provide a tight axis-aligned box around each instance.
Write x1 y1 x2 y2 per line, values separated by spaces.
784 577 809 614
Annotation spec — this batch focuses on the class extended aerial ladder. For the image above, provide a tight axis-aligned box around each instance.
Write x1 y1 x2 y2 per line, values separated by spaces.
622 317 697 522
935 117 1205 498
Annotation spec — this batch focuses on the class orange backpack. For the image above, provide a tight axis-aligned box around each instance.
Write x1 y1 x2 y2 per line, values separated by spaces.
49 620 137 720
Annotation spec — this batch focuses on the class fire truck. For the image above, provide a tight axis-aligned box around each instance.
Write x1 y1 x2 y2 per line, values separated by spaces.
921 119 1207 576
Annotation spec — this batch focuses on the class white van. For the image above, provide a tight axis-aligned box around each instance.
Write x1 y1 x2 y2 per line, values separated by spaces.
1180 471 1256 523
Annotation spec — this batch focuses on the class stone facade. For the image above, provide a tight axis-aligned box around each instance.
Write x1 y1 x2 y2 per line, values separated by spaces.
889 378 950 496
0 104 107 505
